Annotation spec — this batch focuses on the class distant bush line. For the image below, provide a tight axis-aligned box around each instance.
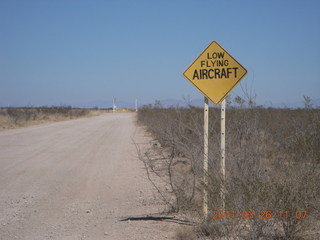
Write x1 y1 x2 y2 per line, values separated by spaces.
0 106 94 129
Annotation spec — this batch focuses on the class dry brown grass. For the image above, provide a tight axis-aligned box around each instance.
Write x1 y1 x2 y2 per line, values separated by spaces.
0 107 109 131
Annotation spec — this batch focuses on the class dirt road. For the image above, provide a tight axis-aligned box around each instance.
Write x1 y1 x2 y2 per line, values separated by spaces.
0 113 175 240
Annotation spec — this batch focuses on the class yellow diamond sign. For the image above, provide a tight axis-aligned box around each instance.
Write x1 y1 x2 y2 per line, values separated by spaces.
183 41 247 105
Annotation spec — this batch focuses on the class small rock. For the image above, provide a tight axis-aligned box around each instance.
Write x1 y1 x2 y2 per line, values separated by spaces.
104 232 108 236
86 210 91 214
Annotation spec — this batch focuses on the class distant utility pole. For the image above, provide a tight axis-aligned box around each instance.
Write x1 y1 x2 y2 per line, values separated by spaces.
113 97 117 112
135 99 138 112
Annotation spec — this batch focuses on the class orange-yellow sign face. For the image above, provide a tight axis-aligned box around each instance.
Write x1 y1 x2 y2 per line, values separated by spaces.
183 41 247 105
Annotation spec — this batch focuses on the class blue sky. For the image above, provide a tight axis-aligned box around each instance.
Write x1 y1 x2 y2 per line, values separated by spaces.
1 0 319 108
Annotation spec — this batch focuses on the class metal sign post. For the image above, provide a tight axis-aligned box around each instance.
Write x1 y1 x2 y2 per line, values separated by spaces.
203 97 209 217
221 99 226 210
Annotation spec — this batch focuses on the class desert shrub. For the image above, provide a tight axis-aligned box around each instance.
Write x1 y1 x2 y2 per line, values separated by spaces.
6 108 36 123
137 100 320 239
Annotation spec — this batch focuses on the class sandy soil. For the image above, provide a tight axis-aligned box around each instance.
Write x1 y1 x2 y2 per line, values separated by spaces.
0 113 176 240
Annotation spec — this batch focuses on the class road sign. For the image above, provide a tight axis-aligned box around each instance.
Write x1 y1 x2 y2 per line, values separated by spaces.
183 41 247 105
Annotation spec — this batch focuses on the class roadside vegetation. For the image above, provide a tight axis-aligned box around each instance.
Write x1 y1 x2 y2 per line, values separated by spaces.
136 96 320 239
0 106 103 130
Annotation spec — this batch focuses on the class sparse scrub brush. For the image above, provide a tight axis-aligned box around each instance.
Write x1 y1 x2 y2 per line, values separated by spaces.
137 99 320 239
